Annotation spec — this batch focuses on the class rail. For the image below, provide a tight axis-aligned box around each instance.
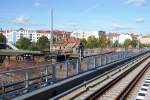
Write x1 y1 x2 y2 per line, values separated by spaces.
85 52 150 100
0 49 149 99
50 50 149 100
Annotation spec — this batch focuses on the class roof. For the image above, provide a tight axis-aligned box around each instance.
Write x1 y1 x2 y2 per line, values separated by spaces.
53 38 80 48
0 50 43 56
107 32 119 37
36 30 71 35
142 36 150 38
18 28 25 31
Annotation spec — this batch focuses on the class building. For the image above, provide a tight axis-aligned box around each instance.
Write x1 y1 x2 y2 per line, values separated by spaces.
107 33 133 44
3 28 71 44
4 28 37 44
36 30 50 40
71 30 105 39
107 32 119 43
118 34 132 44
140 36 150 44
53 38 80 53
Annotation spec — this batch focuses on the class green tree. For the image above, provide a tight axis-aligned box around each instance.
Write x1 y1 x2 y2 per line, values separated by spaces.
107 39 113 48
37 36 49 51
0 33 6 43
80 38 87 48
29 42 38 51
124 39 132 50
86 36 98 49
16 37 31 50
138 41 143 48
113 40 119 48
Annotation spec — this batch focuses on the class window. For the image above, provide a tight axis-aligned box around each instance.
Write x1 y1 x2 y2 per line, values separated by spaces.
143 84 149 87
20 33 23 38
141 88 147 91
30 34 32 39
138 93 145 96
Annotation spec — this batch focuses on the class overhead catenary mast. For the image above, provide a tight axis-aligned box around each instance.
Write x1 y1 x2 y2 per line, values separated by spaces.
50 8 53 52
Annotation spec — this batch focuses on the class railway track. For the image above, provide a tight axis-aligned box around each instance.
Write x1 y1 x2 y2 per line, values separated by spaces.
52 52 150 100
97 55 150 100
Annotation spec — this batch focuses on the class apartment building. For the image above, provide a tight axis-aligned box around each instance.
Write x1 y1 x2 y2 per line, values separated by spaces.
3 28 71 44
140 36 150 44
71 30 105 39
4 28 37 44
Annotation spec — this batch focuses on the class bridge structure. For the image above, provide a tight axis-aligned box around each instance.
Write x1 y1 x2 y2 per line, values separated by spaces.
0 49 150 100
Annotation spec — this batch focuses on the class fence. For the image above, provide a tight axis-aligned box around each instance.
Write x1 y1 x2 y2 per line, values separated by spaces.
0 51 135 99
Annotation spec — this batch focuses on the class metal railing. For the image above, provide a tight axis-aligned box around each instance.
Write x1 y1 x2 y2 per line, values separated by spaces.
0 51 138 99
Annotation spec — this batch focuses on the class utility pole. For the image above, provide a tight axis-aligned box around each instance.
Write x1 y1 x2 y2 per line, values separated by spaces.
50 8 53 52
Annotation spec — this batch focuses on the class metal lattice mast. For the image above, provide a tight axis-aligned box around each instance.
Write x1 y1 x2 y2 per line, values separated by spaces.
50 8 53 52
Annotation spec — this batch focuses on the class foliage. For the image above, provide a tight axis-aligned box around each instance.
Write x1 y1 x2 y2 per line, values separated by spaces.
113 40 119 47
53 36 57 43
29 42 38 51
143 44 150 47
107 39 113 48
99 35 108 48
0 33 6 43
81 35 111 49
16 37 31 50
86 36 99 49
132 40 138 48
37 36 49 51
80 38 87 47
123 39 132 49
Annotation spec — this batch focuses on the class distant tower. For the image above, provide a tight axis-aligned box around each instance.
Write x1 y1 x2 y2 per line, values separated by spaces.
98 31 106 38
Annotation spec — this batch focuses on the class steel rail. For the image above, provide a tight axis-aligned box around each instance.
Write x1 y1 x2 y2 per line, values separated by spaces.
85 54 150 100
51 52 147 100
117 61 150 100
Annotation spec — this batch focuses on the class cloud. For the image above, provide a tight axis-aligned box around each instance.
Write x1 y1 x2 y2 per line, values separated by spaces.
135 17 145 23
34 2 41 7
13 16 46 26
14 16 29 25
126 0 147 6
112 23 131 30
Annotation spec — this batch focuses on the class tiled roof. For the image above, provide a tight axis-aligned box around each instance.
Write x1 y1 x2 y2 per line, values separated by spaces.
36 30 71 35
107 32 119 37
142 36 150 38
53 38 80 49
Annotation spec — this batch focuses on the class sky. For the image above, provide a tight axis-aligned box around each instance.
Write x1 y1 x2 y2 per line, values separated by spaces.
0 0 150 35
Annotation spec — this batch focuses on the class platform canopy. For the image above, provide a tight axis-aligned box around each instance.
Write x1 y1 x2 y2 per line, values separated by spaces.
0 50 43 56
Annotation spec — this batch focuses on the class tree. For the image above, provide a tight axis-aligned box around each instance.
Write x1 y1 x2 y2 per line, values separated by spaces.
0 33 6 43
16 37 31 50
86 36 98 49
80 38 87 48
132 40 138 48
107 39 113 48
113 40 119 48
37 36 49 51
99 35 108 48
29 42 38 51
124 39 132 50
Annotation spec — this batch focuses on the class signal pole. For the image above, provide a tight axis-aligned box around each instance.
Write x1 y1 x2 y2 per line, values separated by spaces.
50 8 53 52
